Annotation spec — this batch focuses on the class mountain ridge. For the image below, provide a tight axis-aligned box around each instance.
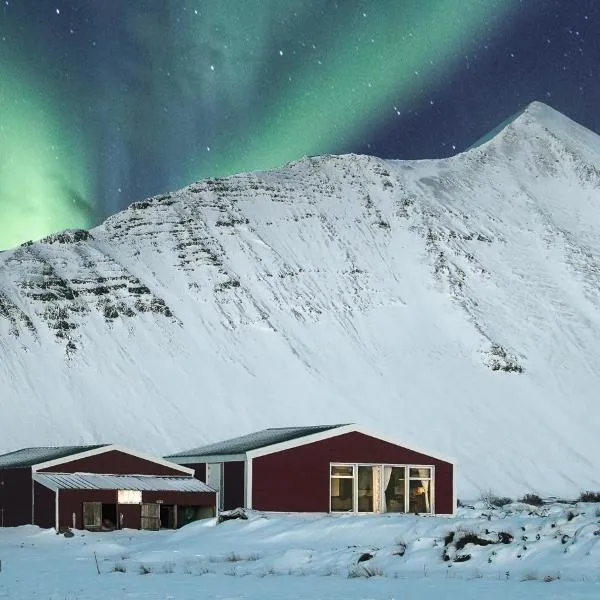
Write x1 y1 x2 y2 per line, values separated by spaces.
1 101 599 498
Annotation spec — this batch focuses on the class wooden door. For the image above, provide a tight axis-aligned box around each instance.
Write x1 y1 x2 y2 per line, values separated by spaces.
140 503 160 530
82 502 102 529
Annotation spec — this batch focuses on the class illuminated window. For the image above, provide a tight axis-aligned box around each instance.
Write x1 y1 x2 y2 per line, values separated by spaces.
330 465 354 512
330 464 433 513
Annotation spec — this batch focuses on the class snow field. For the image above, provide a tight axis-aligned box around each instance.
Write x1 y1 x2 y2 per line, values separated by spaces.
0 502 599 599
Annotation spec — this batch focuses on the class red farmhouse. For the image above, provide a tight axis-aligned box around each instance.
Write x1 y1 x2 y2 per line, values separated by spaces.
0 445 216 530
167 425 456 515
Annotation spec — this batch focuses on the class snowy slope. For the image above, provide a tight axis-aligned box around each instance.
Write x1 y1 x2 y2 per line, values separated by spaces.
1 101 600 498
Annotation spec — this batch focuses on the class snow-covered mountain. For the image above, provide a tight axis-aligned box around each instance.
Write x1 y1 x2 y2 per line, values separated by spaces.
1 101 599 499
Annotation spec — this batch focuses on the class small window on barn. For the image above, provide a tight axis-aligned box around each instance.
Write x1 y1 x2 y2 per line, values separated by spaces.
118 490 142 505
408 467 432 513
330 465 354 512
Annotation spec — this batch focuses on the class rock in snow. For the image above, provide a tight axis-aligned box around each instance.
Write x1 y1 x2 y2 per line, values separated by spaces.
1 101 600 499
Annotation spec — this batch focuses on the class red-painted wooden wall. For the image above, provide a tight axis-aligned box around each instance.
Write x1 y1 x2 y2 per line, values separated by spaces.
33 481 56 528
251 432 454 514
181 461 245 510
0 467 32 526
187 463 206 482
223 461 245 510
57 489 216 529
39 450 185 476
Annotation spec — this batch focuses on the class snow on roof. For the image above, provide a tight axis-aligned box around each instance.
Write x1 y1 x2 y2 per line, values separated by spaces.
0 445 109 469
33 472 214 493
168 425 349 458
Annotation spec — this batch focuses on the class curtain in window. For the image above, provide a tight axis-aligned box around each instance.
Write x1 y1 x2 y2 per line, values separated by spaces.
422 479 431 512
372 466 382 512
383 466 393 489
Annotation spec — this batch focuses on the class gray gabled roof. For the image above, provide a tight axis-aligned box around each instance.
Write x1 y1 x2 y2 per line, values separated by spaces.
167 425 349 459
0 445 108 469
33 472 213 493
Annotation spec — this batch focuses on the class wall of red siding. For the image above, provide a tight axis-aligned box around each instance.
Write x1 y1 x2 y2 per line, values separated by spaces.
58 489 116 529
0 467 32 526
186 463 206 482
119 504 141 529
252 432 454 514
175 461 243 510
142 491 215 507
33 482 56 528
57 489 216 530
39 450 186 476
223 462 245 510
433 461 454 515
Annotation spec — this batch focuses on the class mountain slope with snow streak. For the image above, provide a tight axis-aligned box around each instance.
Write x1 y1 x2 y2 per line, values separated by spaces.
1 101 599 498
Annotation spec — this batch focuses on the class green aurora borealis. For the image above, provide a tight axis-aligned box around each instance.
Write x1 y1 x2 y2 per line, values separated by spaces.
1 0 523 249
204 0 523 179
0 65 91 248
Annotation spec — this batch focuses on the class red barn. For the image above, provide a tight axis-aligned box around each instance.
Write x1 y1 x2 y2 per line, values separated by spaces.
0 445 216 530
167 425 456 515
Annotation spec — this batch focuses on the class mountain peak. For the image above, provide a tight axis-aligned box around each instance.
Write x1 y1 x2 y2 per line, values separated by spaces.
469 100 600 161
1 103 600 499
515 100 583 131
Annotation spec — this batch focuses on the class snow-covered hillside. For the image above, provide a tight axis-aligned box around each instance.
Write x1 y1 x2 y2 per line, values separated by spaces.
1 101 599 499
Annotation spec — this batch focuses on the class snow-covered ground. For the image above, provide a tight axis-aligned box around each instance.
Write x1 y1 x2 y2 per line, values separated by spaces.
1 502 599 599
1 101 600 499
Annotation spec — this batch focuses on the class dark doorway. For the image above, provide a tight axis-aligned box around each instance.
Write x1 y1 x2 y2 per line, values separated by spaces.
101 504 117 530
177 505 215 527
160 504 176 529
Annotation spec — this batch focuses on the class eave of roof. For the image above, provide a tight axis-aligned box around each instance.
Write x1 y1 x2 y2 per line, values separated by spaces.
169 425 457 466
167 424 348 460
0 445 108 469
33 472 214 493
0 444 195 476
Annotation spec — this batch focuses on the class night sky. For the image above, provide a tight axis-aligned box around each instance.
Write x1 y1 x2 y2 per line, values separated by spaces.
0 1 598 249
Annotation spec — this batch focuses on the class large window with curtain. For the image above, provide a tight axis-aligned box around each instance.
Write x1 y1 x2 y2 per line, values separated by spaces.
330 463 433 514
408 467 432 514
383 466 406 513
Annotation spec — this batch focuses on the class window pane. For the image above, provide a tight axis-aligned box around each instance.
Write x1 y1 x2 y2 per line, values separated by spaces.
384 466 405 513
118 490 142 505
409 467 431 479
331 465 354 477
331 476 354 511
358 466 375 512
408 478 431 513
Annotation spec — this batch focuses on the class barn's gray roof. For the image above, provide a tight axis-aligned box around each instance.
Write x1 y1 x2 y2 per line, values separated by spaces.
168 425 349 459
0 445 108 469
33 472 214 493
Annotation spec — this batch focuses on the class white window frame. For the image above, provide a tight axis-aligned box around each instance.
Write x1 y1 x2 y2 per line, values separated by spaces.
329 464 356 512
117 490 142 505
329 463 435 514
407 467 434 514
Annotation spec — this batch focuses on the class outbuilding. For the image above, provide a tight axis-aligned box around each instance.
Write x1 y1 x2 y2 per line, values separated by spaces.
0 445 216 530
167 424 456 515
